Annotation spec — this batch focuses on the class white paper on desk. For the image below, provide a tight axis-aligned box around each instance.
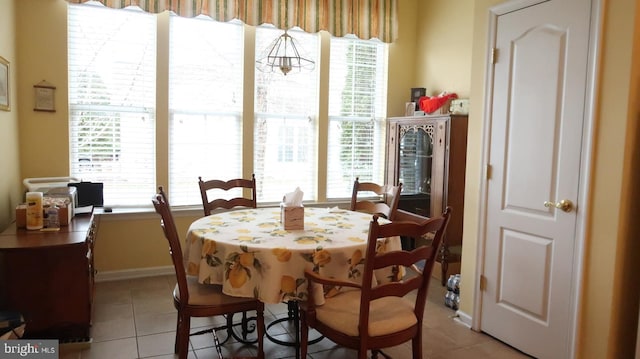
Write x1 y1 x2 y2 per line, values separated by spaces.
283 187 304 206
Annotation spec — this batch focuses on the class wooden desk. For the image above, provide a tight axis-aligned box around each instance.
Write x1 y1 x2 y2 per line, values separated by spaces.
0 214 98 341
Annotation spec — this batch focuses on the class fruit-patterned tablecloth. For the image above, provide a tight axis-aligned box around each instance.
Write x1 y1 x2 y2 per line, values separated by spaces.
183 207 402 304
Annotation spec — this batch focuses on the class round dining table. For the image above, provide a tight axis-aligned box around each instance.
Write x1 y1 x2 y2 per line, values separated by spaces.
183 206 402 304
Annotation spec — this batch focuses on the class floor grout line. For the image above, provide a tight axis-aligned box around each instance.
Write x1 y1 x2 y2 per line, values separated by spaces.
62 274 530 359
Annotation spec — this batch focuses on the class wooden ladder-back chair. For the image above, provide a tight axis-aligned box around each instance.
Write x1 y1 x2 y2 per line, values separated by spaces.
198 174 257 216
350 177 403 221
197 175 259 347
300 207 452 359
395 209 451 286
152 187 264 359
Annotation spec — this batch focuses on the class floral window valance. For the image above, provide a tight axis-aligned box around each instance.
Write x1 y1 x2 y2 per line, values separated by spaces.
65 0 398 43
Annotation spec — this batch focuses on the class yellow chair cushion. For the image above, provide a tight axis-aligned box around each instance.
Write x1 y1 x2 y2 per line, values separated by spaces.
315 289 417 337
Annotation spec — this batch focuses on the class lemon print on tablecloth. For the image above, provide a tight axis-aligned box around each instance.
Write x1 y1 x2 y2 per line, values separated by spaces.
225 246 262 288
188 233 199 244
347 236 365 242
295 236 329 245
237 235 257 242
309 227 333 234
270 229 288 237
236 215 257 223
349 249 363 269
201 239 217 256
348 249 364 280
190 228 219 243
228 265 249 288
229 210 251 216
206 216 227 226
280 275 306 300
376 238 391 253
239 252 254 267
272 248 292 262
201 239 223 267
281 275 296 293
335 222 354 229
312 249 331 266
187 261 199 276
258 222 279 229
301 247 332 273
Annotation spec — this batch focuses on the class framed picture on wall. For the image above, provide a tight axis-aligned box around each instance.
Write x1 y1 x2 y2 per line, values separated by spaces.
410 87 426 110
34 81 56 112
0 56 9 112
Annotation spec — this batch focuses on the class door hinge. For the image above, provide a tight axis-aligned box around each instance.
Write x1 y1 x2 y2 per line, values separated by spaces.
480 275 487 291
486 164 492 180
491 48 498 64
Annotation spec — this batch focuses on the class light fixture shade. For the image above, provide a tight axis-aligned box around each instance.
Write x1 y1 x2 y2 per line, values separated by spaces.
256 30 315 75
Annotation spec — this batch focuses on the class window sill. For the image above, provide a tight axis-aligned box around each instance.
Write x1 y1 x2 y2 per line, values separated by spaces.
92 200 352 222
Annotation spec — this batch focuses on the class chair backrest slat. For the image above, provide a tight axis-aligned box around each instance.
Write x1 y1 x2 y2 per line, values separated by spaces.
372 246 433 270
199 174 257 216
350 177 402 220
370 276 422 300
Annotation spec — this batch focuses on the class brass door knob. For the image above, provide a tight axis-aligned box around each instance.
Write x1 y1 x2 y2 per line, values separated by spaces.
544 199 574 213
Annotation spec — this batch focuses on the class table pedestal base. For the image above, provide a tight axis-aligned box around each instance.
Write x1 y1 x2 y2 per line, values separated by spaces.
190 311 259 345
265 301 323 359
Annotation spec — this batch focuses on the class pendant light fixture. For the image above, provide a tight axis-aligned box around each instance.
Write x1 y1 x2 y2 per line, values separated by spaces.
256 30 315 75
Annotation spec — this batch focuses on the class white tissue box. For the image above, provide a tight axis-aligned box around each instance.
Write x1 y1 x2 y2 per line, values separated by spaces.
281 204 304 230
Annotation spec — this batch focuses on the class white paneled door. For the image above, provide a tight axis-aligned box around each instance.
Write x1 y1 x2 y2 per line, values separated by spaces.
480 0 592 357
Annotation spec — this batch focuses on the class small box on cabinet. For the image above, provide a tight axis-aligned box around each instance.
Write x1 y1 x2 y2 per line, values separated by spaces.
280 204 304 230
44 197 71 226
15 204 27 228
15 200 71 229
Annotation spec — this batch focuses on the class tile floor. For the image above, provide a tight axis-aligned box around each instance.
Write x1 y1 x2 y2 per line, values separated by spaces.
59 275 531 359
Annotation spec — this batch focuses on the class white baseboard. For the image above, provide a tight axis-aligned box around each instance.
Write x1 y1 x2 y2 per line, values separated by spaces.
95 266 174 282
455 309 472 328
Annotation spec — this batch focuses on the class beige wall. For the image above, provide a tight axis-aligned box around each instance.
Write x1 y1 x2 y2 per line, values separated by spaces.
415 0 474 98
412 0 478 320
94 214 197 272
0 0 21 233
4 0 640 356
16 0 70 179
387 0 419 115
581 1 640 357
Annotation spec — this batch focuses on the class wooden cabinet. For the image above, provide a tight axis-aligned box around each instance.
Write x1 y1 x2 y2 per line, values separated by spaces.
0 214 98 341
386 114 468 284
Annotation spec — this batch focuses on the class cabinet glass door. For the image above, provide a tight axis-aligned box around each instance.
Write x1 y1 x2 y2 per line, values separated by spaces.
397 124 434 216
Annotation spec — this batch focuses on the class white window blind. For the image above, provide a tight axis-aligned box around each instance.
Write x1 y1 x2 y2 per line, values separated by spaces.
326 36 388 199
168 16 244 206
68 3 156 207
254 27 319 202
